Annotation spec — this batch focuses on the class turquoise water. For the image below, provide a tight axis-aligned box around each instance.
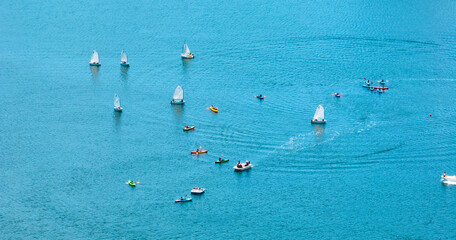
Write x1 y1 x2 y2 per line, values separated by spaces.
1 0 456 238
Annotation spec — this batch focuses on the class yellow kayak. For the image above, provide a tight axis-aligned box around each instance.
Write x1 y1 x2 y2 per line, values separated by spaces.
210 106 218 113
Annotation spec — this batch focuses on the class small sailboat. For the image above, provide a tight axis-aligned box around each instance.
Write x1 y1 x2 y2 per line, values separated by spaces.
170 85 185 104
311 105 326 124
181 42 194 59
89 50 101 66
120 50 129 67
114 94 123 112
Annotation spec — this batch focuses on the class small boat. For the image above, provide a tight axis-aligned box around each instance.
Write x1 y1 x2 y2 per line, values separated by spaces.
379 79 387 85
191 187 205 195
181 42 194 59
362 84 370 88
89 50 101 66
215 158 229 164
233 162 253 171
377 89 384 93
210 105 218 113
256 95 265 100
183 125 195 131
369 86 375 91
333 93 342 97
170 85 185 105
441 174 456 185
374 86 389 90
191 150 208 155
120 50 130 67
127 180 136 187
311 105 326 124
175 197 192 203
114 94 123 112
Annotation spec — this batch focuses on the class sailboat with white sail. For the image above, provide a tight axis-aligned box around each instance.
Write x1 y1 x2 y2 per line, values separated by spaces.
170 85 185 105
89 50 101 66
120 50 129 67
181 42 194 59
311 105 326 124
114 94 123 112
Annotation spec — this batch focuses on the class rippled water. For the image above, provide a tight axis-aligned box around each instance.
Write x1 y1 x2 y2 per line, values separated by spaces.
1 0 456 238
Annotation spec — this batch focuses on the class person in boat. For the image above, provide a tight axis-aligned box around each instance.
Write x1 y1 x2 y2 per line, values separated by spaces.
259 94 262 97
245 161 250 166
443 172 447 177
219 157 222 161
237 161 242 168
180 197 183 200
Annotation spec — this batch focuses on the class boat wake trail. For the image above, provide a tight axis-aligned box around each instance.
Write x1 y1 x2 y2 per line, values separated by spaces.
354 143 404 158
277 130 341 154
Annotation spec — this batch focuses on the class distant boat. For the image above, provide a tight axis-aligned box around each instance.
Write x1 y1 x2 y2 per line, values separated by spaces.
89 50 101 66
170 85 185 104
233 161 253 171
311 105 326 124
442 174 456 185
191 187 205 195
175 197 192 203
210 105 218 113
181 42 194 59
120 50 129 67
114 94 123 112
256 94 265 100
183 125 195 131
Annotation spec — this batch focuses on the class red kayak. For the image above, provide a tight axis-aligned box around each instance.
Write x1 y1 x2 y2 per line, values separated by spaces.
191 150 208 155
374 86 389 90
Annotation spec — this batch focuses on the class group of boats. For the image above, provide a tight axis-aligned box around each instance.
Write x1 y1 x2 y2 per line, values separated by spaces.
362 78 389 93
90 42 194 67
89 50 130 67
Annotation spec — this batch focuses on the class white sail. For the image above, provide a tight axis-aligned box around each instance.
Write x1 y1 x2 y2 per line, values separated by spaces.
114 94 121 108
121 50 128 63
313 105 325 121
90 50 99 63
182 42 190 55
173 85 184 101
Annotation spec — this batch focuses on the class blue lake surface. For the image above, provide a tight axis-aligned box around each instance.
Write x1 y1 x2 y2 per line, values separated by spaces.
1 0 456 238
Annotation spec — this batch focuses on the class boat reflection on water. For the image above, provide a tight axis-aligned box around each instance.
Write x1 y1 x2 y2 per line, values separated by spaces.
90 65 99 79
313 124 325 138
182 58 191 68
120 65 129 81
113 111 122 130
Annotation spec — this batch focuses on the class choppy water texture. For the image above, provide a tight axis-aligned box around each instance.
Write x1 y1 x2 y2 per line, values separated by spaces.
1 0 456 239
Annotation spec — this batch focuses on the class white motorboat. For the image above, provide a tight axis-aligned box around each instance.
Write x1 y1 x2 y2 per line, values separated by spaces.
191 187 205 194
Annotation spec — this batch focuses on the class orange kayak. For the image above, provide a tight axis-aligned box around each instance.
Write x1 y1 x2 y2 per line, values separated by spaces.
191 150 208 154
